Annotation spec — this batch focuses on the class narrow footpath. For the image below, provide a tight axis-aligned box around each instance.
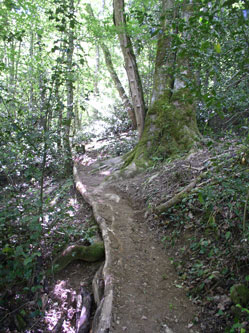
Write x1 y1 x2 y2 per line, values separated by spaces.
74 156 200 333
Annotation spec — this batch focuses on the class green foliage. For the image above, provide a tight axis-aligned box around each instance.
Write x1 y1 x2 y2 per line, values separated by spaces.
0 170 98 329
230 284 249 307
0 0 248 330
161 139 249 331
184 0 249 133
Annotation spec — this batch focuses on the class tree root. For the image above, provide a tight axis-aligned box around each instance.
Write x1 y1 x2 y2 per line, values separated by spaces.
76 287 92 333
52 242 105 273
155 173 207 214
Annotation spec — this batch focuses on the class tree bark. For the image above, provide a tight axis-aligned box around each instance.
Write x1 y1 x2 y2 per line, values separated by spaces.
126 0 201 166
113 0 146 137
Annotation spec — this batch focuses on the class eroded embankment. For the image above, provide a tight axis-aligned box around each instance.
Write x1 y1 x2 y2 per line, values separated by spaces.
74 158 200 333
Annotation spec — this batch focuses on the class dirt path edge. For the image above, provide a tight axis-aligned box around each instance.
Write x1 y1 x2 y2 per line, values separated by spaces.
73 165 113 333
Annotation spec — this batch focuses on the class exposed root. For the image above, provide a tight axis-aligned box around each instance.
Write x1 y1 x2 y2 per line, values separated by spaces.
155 173 207 214
52 242 105 273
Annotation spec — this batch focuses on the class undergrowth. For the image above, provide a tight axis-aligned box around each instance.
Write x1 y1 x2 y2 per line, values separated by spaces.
161 139 249 332
0 174 97 331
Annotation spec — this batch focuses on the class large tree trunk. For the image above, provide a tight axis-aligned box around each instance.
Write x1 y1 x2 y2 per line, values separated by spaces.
113 0 145 137
126 0 201 166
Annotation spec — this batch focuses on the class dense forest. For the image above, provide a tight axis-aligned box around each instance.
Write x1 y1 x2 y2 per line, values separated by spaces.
0 0 248 332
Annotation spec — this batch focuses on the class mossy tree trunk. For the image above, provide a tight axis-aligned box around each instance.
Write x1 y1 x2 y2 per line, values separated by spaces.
127 0 201 166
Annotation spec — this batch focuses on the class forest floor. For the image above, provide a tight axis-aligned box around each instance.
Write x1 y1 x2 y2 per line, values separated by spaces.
73 134 248 333
2 132 247 332
40 133 248 333
74 150 201 333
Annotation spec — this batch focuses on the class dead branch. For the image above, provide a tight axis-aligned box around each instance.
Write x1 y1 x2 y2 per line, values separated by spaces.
155 179 198 214
155 173 207 214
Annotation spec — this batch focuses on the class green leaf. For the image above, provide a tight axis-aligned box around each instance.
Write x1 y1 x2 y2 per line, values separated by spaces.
2 245 13 254
0 62 6 71
56 25 65 32
15 245 24 256
51 46 60 53
70 20 75 29
214 42 221 53
24 257 32 266
4 0 15 10
150 28 160 38
198 193 204 205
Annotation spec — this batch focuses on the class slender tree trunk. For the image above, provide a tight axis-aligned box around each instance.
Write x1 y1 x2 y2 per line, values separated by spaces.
37 33 48 223
94 45 100 95
56 82 63 149
86 4 137 129
8 40 17 116
9 41 15 89
38 34 46 128
14 41 21 92
102 44 137 129
56 39 66 149
113 0 145 137
73 79 81 134
64 0 75 175
29 31 34 114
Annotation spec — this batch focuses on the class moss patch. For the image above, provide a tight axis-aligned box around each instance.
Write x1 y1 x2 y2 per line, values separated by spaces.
127 90 201 168
52 241 105 273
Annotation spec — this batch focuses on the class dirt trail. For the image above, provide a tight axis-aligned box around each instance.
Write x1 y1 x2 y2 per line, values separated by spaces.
74 157 200 333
